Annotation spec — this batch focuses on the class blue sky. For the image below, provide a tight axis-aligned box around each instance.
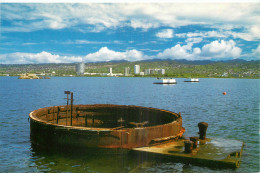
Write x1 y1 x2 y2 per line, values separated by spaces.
0 3 260 64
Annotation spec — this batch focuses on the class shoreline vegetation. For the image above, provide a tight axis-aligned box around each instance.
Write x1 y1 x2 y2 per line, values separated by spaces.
1 59 259 79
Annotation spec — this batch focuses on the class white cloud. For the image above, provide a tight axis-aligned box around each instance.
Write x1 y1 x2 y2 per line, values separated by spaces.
185 37 203 44
1 3 260 33
156 29 174 38
0 51 82 64
228 25 260 41
251 45 260 58
157 40 242 60
157 43 194 60
201 40 242 58
0 40 246 64
84 47 144 62
176 26 260 42
176 31 226 39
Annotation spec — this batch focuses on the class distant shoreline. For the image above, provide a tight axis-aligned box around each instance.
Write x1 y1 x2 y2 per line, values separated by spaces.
1 75 259 79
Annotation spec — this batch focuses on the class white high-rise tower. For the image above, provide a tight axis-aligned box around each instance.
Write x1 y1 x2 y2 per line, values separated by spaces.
134 65 140 74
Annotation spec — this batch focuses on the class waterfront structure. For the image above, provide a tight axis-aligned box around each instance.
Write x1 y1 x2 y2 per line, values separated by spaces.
76 62 85 75
30 101 243 169
124 67 130 76
134 65 140 74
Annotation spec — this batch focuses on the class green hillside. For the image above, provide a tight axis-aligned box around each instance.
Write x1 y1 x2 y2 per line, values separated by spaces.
0 59 259 78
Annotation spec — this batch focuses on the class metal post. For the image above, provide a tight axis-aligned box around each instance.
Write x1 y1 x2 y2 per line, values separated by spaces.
64 91 71 126
66 93 69 125
184 140 194 153
198 122 208 140
52 106 54 123
56 106 59 124
70 92 73 126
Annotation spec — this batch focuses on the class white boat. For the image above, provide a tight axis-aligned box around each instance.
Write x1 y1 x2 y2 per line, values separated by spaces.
184 78 199 82
153 78 177 84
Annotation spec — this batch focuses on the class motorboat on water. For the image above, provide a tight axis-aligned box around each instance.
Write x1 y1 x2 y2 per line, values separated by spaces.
153 78 177 84
184 78 199 82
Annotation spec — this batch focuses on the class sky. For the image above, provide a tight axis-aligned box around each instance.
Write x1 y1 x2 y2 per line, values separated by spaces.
0 2 260 64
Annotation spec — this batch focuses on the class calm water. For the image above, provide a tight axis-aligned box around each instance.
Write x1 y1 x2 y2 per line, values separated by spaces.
0 77 259 173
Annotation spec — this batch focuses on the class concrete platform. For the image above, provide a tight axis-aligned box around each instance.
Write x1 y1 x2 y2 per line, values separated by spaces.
132 138 244 169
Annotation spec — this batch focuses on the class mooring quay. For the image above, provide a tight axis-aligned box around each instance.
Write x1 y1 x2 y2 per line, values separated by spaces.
29 92 244 169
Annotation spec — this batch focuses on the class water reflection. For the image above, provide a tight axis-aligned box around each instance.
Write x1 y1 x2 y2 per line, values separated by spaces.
30 140 236 173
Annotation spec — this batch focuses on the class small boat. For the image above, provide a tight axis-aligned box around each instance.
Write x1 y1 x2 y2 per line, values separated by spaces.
184 78 199 82
153 78 177 84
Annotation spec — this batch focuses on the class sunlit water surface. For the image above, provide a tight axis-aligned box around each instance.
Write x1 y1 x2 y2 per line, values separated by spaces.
0 77 259 172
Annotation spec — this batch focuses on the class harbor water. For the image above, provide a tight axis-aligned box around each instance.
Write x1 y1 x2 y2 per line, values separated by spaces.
0 77 259 172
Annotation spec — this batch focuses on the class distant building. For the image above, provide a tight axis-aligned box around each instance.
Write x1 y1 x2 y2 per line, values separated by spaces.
76 62 85 75
144 69 150 75
107 67 113 76
149 69 155 75
139 72 144 76
158 69 165 75
134 65 140 74
124 67 130 76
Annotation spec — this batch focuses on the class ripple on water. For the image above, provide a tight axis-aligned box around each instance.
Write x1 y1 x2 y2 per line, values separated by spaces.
0 77 259 173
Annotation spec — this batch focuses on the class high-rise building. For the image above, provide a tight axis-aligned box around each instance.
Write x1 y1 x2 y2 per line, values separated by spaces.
124 67 130 76
76 62 85 75
144 69 150 75
134 65 140 74
158 69 165 75
109 67 113 74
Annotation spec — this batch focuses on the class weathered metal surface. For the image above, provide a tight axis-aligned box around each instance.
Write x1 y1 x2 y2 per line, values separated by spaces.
132 138 244 169
198 122 208 140
29 104 185 149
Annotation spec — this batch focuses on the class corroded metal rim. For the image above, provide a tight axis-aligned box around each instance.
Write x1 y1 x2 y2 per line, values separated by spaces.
29 104 185 149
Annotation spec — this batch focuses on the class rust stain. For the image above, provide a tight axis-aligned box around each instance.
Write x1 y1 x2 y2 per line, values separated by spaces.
29 104 185 149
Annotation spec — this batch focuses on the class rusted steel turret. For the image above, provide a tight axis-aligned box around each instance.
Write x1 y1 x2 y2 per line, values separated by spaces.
29 103 185 149
198 122 208 139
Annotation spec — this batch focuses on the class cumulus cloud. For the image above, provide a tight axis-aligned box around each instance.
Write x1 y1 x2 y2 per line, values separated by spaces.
157 43 195 60
0 51 82 64
201 40 241 58
84 47 144 62
157 40 242 60
156 29 174 38
0 47 147 64
251 45 260 58
0 40 245 64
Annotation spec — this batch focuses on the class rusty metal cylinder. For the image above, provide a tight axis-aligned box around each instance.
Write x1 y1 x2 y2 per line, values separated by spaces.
184 140 194 153
198 122 208 140
190 137 199 148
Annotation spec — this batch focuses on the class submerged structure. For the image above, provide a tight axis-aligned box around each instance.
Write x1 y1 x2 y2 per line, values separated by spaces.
29 91 244 169
30 104 185 149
